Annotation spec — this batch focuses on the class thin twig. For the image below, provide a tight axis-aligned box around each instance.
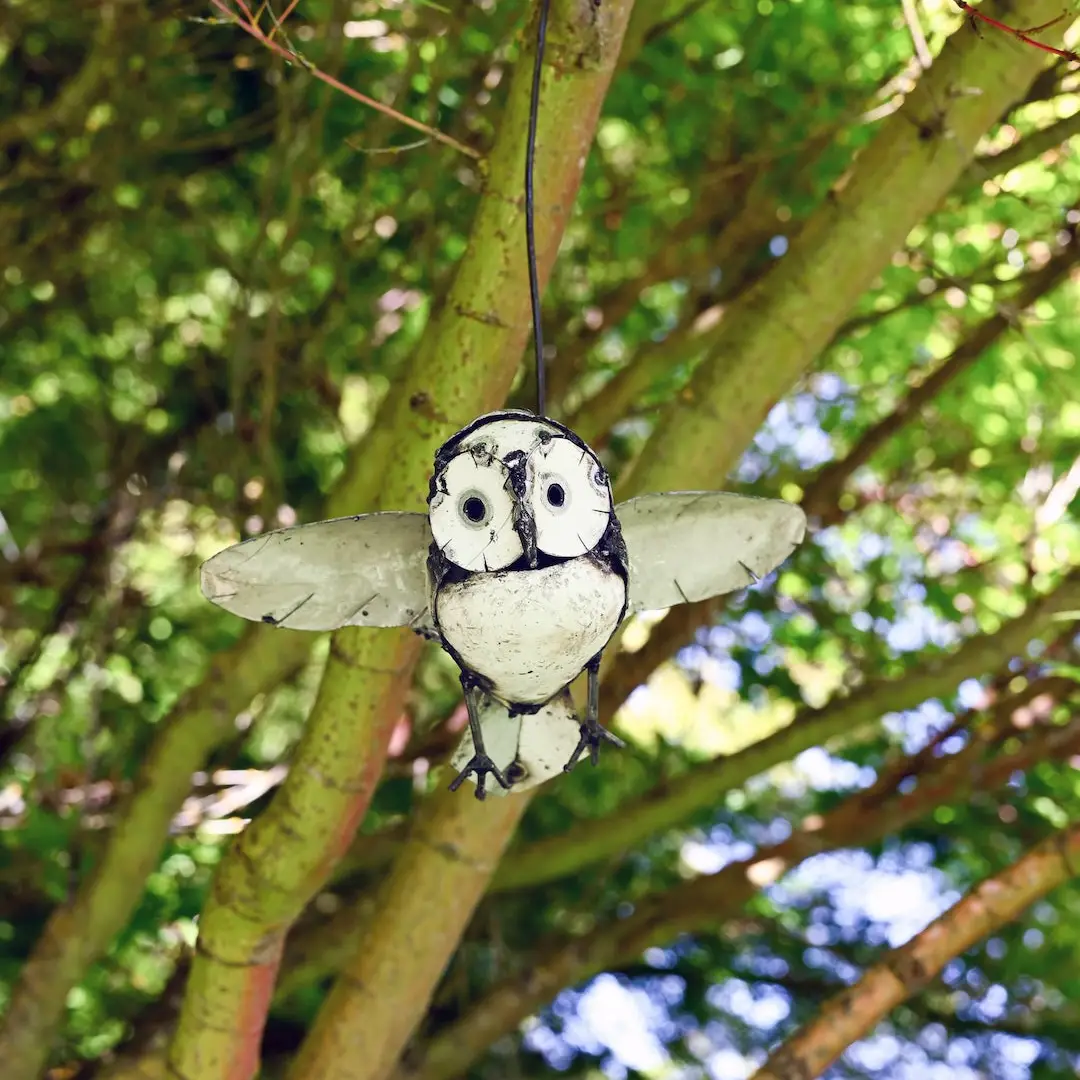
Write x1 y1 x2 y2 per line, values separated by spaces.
267 0 302 40
902 0 933 68
208 0 482 159
644 0 711 45
952 1 1078 62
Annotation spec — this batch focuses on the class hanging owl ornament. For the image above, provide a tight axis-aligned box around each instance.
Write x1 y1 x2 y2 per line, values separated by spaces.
198 0 806 799
199 415 804 798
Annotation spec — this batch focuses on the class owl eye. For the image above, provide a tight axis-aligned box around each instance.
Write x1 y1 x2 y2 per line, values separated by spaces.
527 438 612 558
429 453 523 571
460 494 490 525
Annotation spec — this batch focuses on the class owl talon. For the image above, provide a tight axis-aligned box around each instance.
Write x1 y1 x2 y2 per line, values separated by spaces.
563 720 624 773
449 754 511 800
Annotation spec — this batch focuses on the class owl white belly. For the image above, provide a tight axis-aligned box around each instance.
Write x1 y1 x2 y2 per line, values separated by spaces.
435 559 626 704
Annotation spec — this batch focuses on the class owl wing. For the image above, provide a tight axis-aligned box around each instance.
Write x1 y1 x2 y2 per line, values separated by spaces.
450 690 582 796
615 492 806 613
200 512 433 632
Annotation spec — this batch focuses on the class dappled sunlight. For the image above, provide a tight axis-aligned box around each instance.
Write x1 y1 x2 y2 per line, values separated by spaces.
615 663 798 759
4 1 1080 1079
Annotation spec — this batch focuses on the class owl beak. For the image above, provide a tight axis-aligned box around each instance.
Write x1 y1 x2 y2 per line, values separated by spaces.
515 508 538 568
503 453 538 568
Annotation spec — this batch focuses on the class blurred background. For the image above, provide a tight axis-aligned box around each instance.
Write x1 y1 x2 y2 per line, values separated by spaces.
2 1 1080 1078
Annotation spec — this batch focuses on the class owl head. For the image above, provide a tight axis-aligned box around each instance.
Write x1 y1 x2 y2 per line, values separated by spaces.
427 410 615 573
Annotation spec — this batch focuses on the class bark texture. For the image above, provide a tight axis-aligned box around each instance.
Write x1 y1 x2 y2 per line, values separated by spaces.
166 3 639 1079
751 822 1080 1080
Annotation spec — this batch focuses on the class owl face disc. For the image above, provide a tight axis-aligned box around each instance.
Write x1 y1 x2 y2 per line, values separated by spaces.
428 411 616 574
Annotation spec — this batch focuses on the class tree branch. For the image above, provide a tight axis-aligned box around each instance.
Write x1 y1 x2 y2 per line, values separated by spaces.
565 129 831 444
624 0 1069 499
0 627 312 1080
493 569 1080 891
165 4 639 1080
829 252 1035 340
287 790 527 1080
802 218 1080 524
208 0 481 159
960 110 1080 192
750 818 1080 1080
544 210 716 406
394 703 1080 1080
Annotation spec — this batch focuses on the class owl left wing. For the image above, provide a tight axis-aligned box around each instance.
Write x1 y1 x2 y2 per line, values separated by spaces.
200 512 433 631
615 492 806 613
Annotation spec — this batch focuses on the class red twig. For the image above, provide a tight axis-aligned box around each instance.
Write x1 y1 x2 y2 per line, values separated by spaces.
268 0 302 40
952 1 1078 62
208 0 482 158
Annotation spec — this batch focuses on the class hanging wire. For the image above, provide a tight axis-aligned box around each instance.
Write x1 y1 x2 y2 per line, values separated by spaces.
525 0 552 417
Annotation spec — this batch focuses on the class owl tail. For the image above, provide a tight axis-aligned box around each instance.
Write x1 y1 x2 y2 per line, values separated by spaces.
448 689 581 796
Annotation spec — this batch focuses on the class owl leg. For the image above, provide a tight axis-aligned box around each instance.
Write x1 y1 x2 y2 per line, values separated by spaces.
448 678 512 801
563 654 625 772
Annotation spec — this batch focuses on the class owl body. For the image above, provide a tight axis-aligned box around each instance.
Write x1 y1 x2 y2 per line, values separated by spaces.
433 553 626 706
424 410 628 714
199 408 808 797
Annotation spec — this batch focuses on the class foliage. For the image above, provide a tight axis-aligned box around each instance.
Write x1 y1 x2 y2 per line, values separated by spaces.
2 1 1080 1079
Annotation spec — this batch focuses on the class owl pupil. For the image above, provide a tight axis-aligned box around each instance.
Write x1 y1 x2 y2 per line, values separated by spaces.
463 497 486 523
547 483 566 508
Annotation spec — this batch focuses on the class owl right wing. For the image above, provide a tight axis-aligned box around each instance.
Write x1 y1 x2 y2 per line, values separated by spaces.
615 491 806 614
200 512 434 632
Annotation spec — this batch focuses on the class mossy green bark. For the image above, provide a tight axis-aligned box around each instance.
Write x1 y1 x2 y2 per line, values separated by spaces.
393 697 1080 1080
493 571 1080 890
625 0 1069 498
287 789 528 1080
0 628 311 1080
166 3 637 1079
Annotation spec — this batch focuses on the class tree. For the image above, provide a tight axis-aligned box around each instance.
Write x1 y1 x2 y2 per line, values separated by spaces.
2 1 1080 1079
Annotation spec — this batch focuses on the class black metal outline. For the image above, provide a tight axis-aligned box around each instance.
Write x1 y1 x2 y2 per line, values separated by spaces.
526 0 552 417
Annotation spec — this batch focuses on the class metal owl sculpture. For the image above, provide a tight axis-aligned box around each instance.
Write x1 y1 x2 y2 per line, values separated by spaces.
199 0 806 800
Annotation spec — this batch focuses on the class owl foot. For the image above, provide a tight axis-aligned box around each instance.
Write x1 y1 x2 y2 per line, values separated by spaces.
450 678 514 800
563 719 625 772
448 753 512 801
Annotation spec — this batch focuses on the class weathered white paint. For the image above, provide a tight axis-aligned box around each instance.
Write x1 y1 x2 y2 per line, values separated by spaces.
198 417 810 805
616 491 807 612
449 690 583 796
528 436 611 558
428 450 523 572
199 512 432 630
453 414 552 459
435 557 625 704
